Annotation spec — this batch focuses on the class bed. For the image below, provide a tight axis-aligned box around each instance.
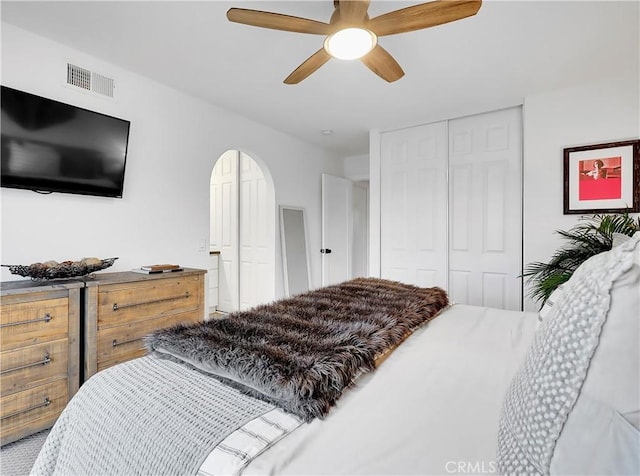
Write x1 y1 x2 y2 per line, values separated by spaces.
31 234 640 476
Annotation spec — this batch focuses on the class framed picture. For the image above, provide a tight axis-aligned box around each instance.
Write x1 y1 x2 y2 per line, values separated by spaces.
563 139 639 214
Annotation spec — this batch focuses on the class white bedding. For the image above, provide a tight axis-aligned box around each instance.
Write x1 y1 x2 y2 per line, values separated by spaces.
31 303 538 476
242 304 539 475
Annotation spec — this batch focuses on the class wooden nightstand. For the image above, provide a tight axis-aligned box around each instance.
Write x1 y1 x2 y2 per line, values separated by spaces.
0 281 82 446
83 268 205 380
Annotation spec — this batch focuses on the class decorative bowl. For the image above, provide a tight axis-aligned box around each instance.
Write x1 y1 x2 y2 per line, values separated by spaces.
2 257 118 280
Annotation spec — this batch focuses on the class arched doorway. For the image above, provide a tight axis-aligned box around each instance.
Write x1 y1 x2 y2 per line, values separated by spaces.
210 150 275 312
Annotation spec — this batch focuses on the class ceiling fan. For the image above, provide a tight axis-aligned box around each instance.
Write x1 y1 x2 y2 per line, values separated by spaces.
226 0 482 84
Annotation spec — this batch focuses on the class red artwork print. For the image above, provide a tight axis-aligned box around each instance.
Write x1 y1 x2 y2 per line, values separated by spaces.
578 156 622 201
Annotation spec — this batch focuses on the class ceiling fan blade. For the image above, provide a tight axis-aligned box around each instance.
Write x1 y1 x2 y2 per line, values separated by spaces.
284 49 332 84
361 45 404 82
368 0 482 36
227 8 331 35
338 0 370 24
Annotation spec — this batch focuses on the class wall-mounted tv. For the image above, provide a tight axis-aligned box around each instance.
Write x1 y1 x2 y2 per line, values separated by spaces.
1 86 131 198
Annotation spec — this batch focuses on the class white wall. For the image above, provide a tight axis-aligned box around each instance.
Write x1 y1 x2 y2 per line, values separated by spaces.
523 76 640 310
0 24 343 299
342 154 369 182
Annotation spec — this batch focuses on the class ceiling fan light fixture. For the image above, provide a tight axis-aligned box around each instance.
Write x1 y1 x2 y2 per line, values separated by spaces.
227 0 482 83
324 27 377 60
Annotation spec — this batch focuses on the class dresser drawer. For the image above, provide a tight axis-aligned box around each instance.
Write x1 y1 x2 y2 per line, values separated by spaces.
1 297 69 351
84 269 205 380
0 282 80 445
0 378 68 445
96 274 203 328
1 339 69 397
96 311 202 372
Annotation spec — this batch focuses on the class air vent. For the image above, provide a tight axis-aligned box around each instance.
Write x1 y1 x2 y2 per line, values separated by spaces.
91 71 115 97
66 63 115 98
67 63 91 90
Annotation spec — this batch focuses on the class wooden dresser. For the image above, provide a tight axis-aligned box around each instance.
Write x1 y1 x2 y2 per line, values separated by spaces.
83 268 205 380
0 280 82 446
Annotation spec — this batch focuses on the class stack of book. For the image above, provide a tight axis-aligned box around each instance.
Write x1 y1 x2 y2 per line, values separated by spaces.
133 264 183 274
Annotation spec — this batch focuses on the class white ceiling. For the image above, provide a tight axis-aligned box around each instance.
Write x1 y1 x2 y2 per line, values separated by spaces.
2 1 638 158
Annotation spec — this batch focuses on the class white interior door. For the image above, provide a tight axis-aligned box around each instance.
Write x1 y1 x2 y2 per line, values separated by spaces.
211 150 239 312
238 152 273 310
211 151 274 313
321 174 352 286
380 121 449 288
448 107 522 310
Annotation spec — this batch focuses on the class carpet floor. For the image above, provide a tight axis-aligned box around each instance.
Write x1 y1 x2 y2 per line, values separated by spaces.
0 430 49 476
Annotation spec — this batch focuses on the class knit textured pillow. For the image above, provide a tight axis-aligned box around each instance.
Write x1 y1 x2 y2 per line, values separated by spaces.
537 284 565 323
496 232 640 475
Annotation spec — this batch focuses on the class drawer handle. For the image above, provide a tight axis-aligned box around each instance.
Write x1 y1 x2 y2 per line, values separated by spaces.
1 353 51 375
0 313 52 328
112 337 144 348
112 292 191 311
1 397 51 420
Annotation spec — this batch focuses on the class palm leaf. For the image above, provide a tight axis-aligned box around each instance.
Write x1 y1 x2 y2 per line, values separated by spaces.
523 212 638 308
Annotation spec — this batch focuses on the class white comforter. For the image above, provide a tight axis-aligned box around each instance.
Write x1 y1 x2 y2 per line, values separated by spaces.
243 304 538 475
32 304 538 476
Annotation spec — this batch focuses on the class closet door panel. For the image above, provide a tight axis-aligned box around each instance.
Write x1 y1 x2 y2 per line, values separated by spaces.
484 161 507 252
448 108 522 310
384 168 412 282
450 163 473 252
381 122 448 290
416 168 436 250
449 270 471 303
482 272 507 309
389 171 409 251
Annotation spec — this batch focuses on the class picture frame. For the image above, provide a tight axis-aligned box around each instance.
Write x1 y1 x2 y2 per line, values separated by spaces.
563 139 639 214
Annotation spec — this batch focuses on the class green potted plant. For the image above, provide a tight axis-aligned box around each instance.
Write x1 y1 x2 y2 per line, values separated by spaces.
523 212 640 308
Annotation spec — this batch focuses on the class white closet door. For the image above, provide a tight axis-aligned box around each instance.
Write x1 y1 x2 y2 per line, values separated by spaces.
214 150 239 313
448 107 522 310
238 152 273 310
380 121 448 288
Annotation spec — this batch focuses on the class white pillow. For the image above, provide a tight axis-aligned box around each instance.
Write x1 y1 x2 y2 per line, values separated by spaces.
612 232 632 248
496 232 640 475
537 284 565 323
537 232 633 323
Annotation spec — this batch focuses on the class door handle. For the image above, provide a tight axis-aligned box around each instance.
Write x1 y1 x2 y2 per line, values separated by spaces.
320 249 332 254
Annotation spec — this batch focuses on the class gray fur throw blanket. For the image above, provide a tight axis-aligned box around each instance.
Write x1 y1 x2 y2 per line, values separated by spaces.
146 277 448 422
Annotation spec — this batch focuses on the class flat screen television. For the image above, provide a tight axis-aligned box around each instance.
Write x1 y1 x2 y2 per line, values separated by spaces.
1 86 130 198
